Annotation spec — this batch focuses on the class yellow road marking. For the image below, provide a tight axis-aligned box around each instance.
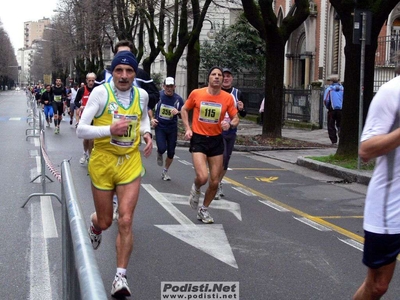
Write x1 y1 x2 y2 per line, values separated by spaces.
231 168 287 171
314 216 363 219
224 176 364 244
245 176 279 183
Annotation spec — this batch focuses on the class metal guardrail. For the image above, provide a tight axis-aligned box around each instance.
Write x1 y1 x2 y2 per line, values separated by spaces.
23 95 107 299
61 160 108 300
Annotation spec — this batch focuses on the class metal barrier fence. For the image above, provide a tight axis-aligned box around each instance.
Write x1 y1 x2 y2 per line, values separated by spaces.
60 160 108 300
23 95 107 300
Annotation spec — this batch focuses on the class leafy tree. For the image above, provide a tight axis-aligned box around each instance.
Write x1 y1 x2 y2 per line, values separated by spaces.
200 14 266 75
241 0 310 138
330 0 400 157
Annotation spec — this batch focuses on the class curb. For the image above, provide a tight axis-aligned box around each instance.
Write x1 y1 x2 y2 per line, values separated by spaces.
297 157 371 185
176 140 372 186
177 140 322 152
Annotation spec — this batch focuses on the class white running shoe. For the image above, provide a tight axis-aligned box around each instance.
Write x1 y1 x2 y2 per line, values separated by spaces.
79 153 88 165
113 196 119 221
214 182 224 200
162 171 171 181
189 183 201 209
197 207 214 224
111 274 131 297
88 214 102 250
157 152 163 166
219 182 224 197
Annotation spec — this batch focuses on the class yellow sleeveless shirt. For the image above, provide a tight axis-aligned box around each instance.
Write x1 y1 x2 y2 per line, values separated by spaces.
93 83 142 156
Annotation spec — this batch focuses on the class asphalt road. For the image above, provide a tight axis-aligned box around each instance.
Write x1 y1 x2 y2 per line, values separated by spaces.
2 90 400 300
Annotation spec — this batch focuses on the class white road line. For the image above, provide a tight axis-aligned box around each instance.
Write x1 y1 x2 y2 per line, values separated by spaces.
142 184 194 226
41 196 58 238
259 199 290 212
293 216 332 231
231 186 256 196
35 156 41 174
9 117 21 121
34 138 40 147
30 202 52 299
178 160 193 166
338 238 363 251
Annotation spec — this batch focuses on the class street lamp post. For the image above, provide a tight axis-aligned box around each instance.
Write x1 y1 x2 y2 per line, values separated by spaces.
203 18 216 40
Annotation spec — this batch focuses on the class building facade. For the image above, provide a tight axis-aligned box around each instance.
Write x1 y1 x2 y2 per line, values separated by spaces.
16 18 51 86
147 0 400 99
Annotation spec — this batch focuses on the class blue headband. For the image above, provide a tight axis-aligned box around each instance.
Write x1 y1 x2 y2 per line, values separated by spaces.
111 51 138 73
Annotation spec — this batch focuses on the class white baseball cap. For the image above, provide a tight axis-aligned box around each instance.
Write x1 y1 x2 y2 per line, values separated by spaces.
164 77 175 85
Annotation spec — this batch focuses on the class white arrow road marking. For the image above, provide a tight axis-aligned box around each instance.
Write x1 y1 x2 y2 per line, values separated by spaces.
163 193 242 221
142 184 238 268
155 224 238 269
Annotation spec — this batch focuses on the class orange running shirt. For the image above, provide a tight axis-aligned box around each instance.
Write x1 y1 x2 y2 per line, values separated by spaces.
185 87 238 136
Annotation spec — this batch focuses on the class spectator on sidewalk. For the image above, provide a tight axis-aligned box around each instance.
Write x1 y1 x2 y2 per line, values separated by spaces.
323 75 343 146
353 74 400 299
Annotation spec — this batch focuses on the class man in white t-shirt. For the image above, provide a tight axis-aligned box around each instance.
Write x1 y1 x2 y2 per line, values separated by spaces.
353 75 400 299
69 83 79 126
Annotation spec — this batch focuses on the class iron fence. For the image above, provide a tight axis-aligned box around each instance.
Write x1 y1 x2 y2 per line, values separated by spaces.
374 34 399 91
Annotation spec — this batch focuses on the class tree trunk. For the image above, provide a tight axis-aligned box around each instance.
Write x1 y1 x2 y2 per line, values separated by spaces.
262 39 285 138
337 40 360 157
186 39 201 97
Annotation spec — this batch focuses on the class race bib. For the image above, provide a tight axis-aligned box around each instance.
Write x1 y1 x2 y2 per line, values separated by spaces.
159 103 174 120
199 102 222 124
110 113 138 147
54 95 62 102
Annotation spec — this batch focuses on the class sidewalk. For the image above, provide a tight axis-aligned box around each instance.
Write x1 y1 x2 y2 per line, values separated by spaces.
236 120 372 185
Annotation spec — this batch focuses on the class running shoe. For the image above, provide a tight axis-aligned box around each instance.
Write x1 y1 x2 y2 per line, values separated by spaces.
197 207 214 224
54 127 59 134
219 182 224 197
111 274 131 297
75 122 79 128
88 219 102 250
162 171 171 181
189 183 200 209
79 153 88 165
113 196 119 221
70 119 73 125
157 152 163 166
214 182 223 200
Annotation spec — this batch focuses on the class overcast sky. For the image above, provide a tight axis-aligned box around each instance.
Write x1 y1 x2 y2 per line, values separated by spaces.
0 0 57 52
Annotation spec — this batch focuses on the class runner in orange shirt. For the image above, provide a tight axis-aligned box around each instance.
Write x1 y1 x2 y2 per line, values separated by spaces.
180 66 239 223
